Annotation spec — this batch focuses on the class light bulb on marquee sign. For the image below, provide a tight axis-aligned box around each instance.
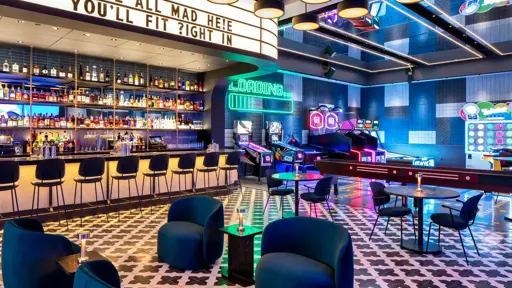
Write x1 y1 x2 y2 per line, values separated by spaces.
18 0 278 59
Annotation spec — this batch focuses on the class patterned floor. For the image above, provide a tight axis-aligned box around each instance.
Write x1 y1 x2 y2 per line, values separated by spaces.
1 176 512 288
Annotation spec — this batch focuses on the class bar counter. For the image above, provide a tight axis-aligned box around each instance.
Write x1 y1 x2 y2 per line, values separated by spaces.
0 149 240 214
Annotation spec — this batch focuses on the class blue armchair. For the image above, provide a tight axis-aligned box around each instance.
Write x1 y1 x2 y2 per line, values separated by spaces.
2 218 80 288
158 196 224 270
73 260 121 288
256 217 354 288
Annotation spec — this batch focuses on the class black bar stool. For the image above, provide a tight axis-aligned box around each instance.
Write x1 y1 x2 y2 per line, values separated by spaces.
73 157 108 226
219 151 242 193
195 152 220 192
170 153 196 194
31 158 68 228
0 161 20 218
142 154 170 207
110 155 142 220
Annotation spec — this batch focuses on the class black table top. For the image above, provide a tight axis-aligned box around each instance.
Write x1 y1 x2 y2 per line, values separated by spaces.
385 186 460 200
56 250 109 275
0 149 240 165
220 224 263 238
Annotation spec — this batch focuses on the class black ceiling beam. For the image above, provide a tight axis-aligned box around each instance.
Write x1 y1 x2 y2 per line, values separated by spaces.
401 3 496 57
278 3 339 27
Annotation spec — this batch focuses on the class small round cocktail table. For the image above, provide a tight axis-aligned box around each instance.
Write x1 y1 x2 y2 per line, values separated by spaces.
385 186 460 254
271 172 324 216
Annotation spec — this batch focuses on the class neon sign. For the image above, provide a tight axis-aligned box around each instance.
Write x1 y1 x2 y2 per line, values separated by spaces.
227 79 294 114
310 111 324 129
325 112 339 130
413 157 435 167
459 0 511 16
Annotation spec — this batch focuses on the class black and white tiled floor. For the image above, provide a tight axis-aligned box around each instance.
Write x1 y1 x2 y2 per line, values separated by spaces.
1 176 512 288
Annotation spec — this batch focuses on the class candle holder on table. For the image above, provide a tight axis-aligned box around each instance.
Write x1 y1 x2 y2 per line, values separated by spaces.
237 207 247 233
77 232 90 264
416 173 423 192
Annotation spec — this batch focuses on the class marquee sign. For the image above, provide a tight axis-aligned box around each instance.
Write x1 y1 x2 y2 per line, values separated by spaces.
461 102 512 121
459 0 511 15
19 0 278 59
227 79 294 114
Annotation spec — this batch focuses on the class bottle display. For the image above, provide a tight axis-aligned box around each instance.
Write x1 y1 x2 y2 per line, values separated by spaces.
2 60 9 72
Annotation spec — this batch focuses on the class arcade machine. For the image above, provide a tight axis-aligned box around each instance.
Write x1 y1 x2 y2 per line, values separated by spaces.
350 119 387 163
286 134 323 168
265 121 305 170
233 120 273 181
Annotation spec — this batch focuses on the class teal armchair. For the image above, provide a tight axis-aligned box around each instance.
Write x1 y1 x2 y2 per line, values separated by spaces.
73 260 121 288
256 217 354 288
2 218 80 288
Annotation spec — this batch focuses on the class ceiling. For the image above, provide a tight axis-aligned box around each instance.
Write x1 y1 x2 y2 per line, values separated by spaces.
0 16 235 73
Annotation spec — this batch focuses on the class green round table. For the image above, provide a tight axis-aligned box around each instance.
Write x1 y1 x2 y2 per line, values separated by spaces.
271 172 324 216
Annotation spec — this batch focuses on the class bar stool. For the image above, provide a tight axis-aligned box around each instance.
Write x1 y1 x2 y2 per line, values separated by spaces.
195 152 220 192
170 153 196 194
110 155 142 220
31 158 68 228
218 151 242 193
73 157 108 226
142 154 170 206
0 161 20 218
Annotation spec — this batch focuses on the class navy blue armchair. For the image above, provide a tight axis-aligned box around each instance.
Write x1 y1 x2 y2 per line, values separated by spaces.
256 217 354 288
73 260 121 288
2 218 80 288
158 196 224 270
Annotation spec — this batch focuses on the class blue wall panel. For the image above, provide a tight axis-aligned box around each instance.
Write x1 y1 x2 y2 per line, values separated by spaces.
408 81 436 131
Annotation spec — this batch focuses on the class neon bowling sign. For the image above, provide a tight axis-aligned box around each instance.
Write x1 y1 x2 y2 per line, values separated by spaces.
325 112 338 130
310 111 324 129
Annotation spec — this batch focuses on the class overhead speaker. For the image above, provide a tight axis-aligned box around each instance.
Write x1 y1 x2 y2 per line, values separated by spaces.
325 67 336 79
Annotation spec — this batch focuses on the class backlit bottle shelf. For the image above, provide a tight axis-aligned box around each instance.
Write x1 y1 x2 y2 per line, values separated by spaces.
147 86 205 95
0 72 28 81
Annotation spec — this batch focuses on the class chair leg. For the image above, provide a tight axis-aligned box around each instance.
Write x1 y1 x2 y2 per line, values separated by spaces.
141 175 145 197
10 189 15 216
185 174 188 192
73 182 78 206
400 217 403 245
94 182 99 218
170 173 174 194
468 226 480 257
60 184 69 230
134 179 142 216
55 186 61 226
109 177 114 204
426 222 433 251
412 214 417 240
36 187 40 217
80 183 83 227
128 179 132 206
370 215 379 241
263 193 271 215
495 193 499 204
31 185 36 217
148 178 152 215
99 181 109 221
204 173 207 193
326 200 334 222
117 180 121 221
13 188 20 218
458 230 470 265
438 226 442 246
313 203 318 218
164 175 171 202
280 196 284 218
384 217 391 235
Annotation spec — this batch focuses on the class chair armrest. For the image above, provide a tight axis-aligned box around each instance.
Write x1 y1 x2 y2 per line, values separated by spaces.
203 206 224 264
442 205 461 212
456 199 465 204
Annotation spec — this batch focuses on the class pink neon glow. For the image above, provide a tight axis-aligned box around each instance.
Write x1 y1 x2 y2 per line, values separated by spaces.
325 112 339 130
310 111 324 129
497 138 504 144
350 150 361 161
364 149 376 162
497 131 504 137
377 148 388 159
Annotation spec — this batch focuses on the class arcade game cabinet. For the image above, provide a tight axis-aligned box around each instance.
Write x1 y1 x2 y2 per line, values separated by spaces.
350 119 386 162
233 120 273 181
265 121 305 170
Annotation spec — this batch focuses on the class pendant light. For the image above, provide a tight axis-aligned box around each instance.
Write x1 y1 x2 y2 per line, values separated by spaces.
208 0 239 4
254 0 285 19
337 0 369 19
292 3 319 31
301 0 331 3
395 0 422 3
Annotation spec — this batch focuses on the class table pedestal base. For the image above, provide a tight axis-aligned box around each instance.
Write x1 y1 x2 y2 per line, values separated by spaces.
505 217 512 222
221 234 256 287
401 239 443 255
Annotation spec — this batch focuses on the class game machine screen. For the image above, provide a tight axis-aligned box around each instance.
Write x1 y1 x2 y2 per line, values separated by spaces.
234 120 253 144
234 120 272 181
265 121 305 166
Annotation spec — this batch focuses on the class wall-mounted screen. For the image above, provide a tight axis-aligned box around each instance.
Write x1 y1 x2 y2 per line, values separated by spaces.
465 120 512 153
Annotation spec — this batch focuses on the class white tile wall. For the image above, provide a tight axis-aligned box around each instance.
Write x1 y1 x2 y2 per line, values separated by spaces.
384 38 410 55
467 18 512 44
348 46 361 60
409 131 436 144
225 129 234 148
284 73 303 102
466 72 512 102
436 103 465 118
348 86 361 108
302 130 309 144
385 83 409 107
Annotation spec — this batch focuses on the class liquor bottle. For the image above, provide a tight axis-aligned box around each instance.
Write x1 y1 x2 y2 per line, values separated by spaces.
149 74 154 86
105 69 110 82
33 64 39 75
2 60 9 72
128 72 134 85
22 89 29 101
140 73 144 86
50 67 57 77
92 66 98 82
164 78 169 89
12 63 19 73
59 65 65 78
15 87 21 100
24 115 29 127
22 64 28 74
85 66 91 81
177 77 181 90
199 81 203 92
181 78 185 90
170 78 175 89
10 85 15 100
67 66 73 78
123 73 128 84
49 114 55 128
79 63 84 80
2 84 7 99
32 88 39 101
99 66 105 82
185 80 190 91
158 76 164 88
194 80 199 92
134 72 139 86
42 65 48 76
154 76 158 87
116 72 121 84
62 89 69 102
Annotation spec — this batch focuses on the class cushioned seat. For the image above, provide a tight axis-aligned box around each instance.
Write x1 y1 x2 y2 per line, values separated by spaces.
300 192 326 203
0 182 18 191
171 169 194 175
196 167 218 172
74 260 121 288
270 188 294 196
257 252 335 288
31 179 64 187
378 206 412 217
73 176 103 184
430 213 468 229
111 173 137 180
157 196 224 271
143 171 167 177
219 165 238 171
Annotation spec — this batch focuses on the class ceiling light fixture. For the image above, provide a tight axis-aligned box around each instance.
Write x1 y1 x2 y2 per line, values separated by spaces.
292 3 319 31
208 0 239 4
160 47 165 50
301 0 331 3
111 38 117 41
254 0 285 19
83 33 90 36
395 0 421 3
337 0 369 19
137 43 142 46
52 27 59 30
16 20 25 24
17 40 23 44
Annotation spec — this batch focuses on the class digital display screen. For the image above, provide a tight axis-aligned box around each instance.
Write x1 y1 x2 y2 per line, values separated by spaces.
465 121 512 153
267 121 282 134
271 135 279 142
234 121 252 135
356 119 365 130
